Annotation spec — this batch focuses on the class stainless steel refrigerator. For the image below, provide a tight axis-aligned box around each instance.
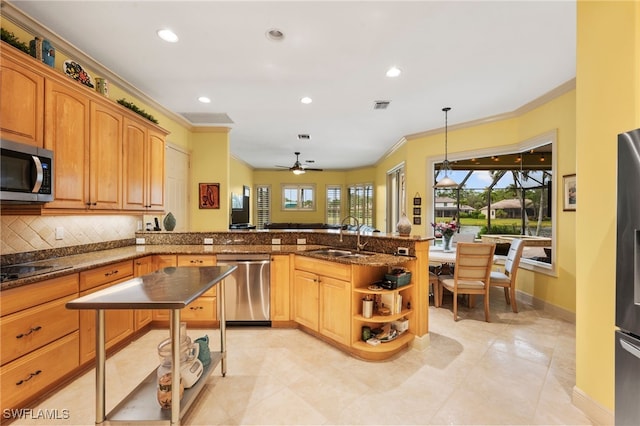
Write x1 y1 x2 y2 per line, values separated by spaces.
616 128 640 425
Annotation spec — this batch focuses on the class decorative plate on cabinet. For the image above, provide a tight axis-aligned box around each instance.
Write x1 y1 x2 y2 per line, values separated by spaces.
63 60 94 88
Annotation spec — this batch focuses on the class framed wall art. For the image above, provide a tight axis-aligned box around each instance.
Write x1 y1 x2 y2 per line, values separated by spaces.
199 183 220 209
413 207 421 216
563 174 576 211
413 216 421 225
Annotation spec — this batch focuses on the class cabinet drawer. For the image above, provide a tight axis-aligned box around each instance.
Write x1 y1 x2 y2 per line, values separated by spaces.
153 296 216 322
295 256 351 281
1 331 79 411
1 295 79 366
176 255 215 267
1 274 79 317
79 260 133 292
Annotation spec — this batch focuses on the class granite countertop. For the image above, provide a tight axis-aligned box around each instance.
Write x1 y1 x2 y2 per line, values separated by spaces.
1 244 414 291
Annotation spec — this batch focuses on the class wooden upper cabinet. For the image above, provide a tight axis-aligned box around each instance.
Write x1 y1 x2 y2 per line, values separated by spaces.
122 117 166 211
147 129 165 211
89 101 122 210
44 79 91 209
0 45 45 147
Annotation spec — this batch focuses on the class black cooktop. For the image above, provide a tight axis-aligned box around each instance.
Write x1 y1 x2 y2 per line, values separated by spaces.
0 264 72 283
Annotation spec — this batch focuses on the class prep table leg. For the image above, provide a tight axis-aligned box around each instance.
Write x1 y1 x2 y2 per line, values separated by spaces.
170 309 181 425
219 278 226 376
96 309 106 424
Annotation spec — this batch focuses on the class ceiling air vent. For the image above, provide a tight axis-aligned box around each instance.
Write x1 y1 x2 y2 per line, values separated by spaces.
297 134 310 140
373 100 391 110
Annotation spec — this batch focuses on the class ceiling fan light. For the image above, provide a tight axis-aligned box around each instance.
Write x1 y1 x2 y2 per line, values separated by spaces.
292 168 305 175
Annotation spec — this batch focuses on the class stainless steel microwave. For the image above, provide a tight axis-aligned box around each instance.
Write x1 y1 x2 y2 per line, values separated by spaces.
0 139 54 203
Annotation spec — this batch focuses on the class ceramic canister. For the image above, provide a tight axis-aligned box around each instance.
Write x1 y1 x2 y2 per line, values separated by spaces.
95 78 109 96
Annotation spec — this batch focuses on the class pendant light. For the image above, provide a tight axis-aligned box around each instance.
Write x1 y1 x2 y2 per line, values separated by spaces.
434 107 458 188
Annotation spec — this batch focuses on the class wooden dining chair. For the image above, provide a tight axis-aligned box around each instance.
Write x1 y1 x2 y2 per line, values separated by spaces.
438 242 495 322
489 238 525 313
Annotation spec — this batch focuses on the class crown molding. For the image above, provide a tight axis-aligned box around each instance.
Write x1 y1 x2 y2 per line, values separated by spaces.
404 78 576 141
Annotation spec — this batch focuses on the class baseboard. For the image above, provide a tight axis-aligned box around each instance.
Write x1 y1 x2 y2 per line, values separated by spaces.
516 290 576 323
572 386 614 425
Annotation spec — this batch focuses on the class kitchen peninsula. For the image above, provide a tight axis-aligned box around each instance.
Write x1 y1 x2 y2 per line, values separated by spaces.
0 229 433 412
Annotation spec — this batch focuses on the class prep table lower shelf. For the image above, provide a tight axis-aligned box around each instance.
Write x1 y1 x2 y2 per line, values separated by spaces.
66 266 236 426
107 352 223 423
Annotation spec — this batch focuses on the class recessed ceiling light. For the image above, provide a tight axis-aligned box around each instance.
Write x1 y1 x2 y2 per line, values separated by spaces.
300 97 313 104
198 96 211 104
157 29 178 43
386 66 402 77
266 28 285 41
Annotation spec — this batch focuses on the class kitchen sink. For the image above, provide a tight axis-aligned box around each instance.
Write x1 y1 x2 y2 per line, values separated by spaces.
307 249 372 258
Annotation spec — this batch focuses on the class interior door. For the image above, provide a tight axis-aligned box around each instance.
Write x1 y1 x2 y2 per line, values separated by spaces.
165 144 190 231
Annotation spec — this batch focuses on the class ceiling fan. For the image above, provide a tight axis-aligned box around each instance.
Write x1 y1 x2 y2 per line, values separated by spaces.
276 152 323 174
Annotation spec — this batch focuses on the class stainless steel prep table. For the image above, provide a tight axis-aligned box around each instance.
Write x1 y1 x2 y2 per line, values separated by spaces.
66 265 236 425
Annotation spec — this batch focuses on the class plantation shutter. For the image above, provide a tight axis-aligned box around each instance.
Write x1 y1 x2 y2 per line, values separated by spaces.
256 185 271 229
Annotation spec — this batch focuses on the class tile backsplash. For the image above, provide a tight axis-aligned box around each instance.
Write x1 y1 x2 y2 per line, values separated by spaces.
1 215 140 255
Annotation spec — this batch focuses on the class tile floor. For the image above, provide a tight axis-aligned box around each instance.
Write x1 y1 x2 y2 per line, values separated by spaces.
14 289 593 425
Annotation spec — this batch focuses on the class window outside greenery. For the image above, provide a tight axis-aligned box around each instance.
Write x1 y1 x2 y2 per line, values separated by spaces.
282 184 315 210
348 184 373 226
433 141 553 268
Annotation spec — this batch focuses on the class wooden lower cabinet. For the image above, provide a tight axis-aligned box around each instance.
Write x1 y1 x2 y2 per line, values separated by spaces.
270 254 291 322
1 332 79 412
78 263 135 364
294 257 352 345
0 273 80 411
293 269 320 331
318 276 351 346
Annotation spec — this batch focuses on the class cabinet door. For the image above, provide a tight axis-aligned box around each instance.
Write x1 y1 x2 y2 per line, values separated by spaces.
79 280 134 364
293 270 319 331
89 101 122 210
270 255 291 321
44 79 91 209
133 256 153 330
0 51 44 147
319 276 351 346
147 129 165 211
122 118 166 211
122 117 147 210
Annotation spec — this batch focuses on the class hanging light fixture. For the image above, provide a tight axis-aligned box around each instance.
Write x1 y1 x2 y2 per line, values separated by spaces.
434 107 458 188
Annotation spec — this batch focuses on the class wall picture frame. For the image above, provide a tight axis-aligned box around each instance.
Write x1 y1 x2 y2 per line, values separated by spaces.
413 207 421 216
563 174 576 211
413 216 421 225
199 183 220 209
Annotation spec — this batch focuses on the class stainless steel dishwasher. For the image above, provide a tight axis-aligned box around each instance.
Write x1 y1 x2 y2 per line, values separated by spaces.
216 254 270 326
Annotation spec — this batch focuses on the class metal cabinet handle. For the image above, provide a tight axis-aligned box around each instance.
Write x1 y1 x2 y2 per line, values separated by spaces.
621 339 640 360
16 326 42 339
16 369 42 385
104 269 119 277
189 306 204 311
190 259 203 264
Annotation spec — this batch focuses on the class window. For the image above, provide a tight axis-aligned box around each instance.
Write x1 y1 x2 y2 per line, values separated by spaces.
386 165 405 233
256 185 271 229
430 131 556 275
348 183 373 226
326 185 342 225
282 184 316 210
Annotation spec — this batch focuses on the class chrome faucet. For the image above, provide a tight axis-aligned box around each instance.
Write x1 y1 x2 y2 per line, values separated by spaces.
339 215 368 251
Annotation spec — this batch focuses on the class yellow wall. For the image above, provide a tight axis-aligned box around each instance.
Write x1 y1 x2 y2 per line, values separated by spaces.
575 0 640 412
190 130 231 230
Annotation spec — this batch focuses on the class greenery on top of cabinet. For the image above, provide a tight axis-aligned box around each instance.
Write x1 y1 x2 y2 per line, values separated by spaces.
1 28 30 54
117 98 159 124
